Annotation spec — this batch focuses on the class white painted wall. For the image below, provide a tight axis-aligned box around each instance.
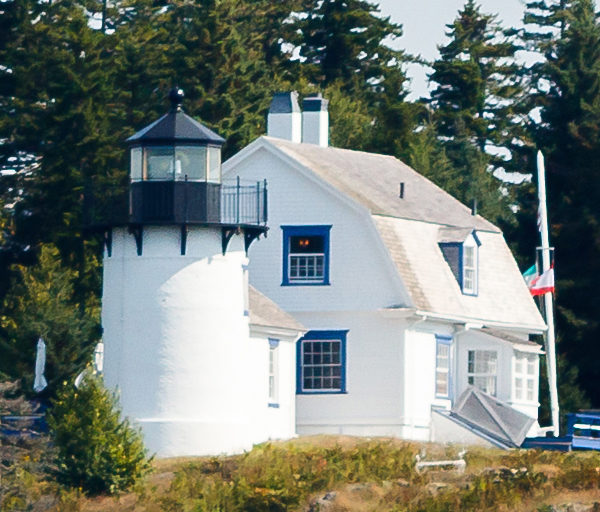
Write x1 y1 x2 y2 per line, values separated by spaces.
224 145 410 313
102 226 273 457
246 331 298 442
454 330 539 420
294 311 406 437
224 140 540 444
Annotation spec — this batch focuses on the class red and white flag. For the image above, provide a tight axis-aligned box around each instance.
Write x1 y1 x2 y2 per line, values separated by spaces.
530 267 554 296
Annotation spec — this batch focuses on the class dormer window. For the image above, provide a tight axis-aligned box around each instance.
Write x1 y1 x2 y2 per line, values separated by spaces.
439 228 481 296
462 239 478 295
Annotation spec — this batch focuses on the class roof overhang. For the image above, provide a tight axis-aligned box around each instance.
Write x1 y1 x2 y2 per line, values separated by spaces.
378 307 547 335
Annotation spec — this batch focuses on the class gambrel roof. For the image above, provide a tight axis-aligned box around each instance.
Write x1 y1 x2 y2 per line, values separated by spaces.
225 136 546 332
265 137 498 232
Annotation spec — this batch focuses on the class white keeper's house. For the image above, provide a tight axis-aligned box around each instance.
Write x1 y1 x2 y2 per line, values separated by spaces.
100 88 548 457
223 92 548 449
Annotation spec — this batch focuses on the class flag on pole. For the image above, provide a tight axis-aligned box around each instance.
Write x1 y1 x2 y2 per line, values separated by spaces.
530 267 555 296
523 265 538 287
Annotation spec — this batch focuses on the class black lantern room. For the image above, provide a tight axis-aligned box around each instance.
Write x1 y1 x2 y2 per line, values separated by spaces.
126 88 225 224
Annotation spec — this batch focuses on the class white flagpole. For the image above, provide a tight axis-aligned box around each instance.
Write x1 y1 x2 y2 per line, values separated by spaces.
537 150 560 436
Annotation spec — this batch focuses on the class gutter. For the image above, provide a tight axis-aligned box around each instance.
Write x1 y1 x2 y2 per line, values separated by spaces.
379 307 546 335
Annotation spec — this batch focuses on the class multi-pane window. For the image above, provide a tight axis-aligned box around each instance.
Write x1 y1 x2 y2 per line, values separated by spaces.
282 226 331 285
289 235 325 282
134 145 218 182
298 330 347 393
462 245 477 295
514 353 537 402
467 350 497 396
435 336 452 398
268 339 279 404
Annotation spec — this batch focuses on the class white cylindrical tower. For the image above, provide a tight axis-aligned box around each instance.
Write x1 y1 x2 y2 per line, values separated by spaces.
100 89 268 457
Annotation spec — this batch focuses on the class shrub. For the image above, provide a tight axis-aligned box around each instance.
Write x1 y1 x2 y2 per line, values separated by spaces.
46 376 150 495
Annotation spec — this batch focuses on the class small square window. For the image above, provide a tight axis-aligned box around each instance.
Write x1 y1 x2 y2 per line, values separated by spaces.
297 330 347 394
282 226 331 286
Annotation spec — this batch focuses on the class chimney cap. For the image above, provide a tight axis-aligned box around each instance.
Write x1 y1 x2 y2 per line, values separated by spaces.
269 92 301 114
303 94 329 112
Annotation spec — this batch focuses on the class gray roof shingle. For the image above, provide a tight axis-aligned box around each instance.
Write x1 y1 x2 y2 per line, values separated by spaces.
265 137 499 232
249 286 305 332
253 137 545 331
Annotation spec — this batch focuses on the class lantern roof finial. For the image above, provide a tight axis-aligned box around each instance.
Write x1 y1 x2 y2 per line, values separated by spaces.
169 87 185 112
126 87 225 146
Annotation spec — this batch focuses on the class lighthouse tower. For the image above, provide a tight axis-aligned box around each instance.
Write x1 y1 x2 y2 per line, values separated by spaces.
101 89 268 457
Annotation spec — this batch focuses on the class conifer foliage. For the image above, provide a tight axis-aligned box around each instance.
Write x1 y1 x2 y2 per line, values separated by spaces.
522 0 600 406
47 377 150 495
428 0 526 223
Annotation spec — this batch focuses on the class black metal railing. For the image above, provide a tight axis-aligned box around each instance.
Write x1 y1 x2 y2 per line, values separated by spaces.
221 177 268 226
84 177 267 228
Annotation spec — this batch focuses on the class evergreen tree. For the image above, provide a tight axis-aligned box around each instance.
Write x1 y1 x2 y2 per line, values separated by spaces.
406 120 461 192
428 0 526 223
47 377 150 495
520 0 600 406
293 0 407 93
0 245 100 398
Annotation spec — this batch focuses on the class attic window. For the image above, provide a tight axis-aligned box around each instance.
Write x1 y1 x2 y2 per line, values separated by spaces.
281 225 331 286
438 229 480 296
462 244 477 295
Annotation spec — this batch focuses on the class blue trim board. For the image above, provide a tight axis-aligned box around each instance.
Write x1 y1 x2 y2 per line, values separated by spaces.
281 225 332 286
268 403 280 408
268 337 280 348
296 329 348 395
434 335 453 400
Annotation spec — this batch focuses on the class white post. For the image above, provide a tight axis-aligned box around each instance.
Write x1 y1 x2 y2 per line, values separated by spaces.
537 150 560 436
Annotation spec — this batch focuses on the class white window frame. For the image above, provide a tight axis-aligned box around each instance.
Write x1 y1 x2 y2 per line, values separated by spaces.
289 252 325 283
435 336 452 398
513 352 537 402
462 242 478 295
467 350 497 396
268 339 279 405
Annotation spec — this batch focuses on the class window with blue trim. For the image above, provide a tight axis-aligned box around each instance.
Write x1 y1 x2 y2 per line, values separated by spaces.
435 335 452 398
282 225 331 285
438 231 480 296
297 330 347 393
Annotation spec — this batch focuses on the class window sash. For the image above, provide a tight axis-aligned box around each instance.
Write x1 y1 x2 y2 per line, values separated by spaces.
302 339 342 392
514 353 538 402
462 245 477 294
269 346 278 402
467 350 497 396
289 253 325 281
435 342 450 397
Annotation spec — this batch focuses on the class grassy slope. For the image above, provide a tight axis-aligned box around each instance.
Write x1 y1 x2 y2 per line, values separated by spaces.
4 436 600 511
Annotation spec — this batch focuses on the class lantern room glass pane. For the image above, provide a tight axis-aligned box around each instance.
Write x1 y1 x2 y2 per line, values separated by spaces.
174 146 206 181
130 147 142 181
207 146 221 183
145 146 174 180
